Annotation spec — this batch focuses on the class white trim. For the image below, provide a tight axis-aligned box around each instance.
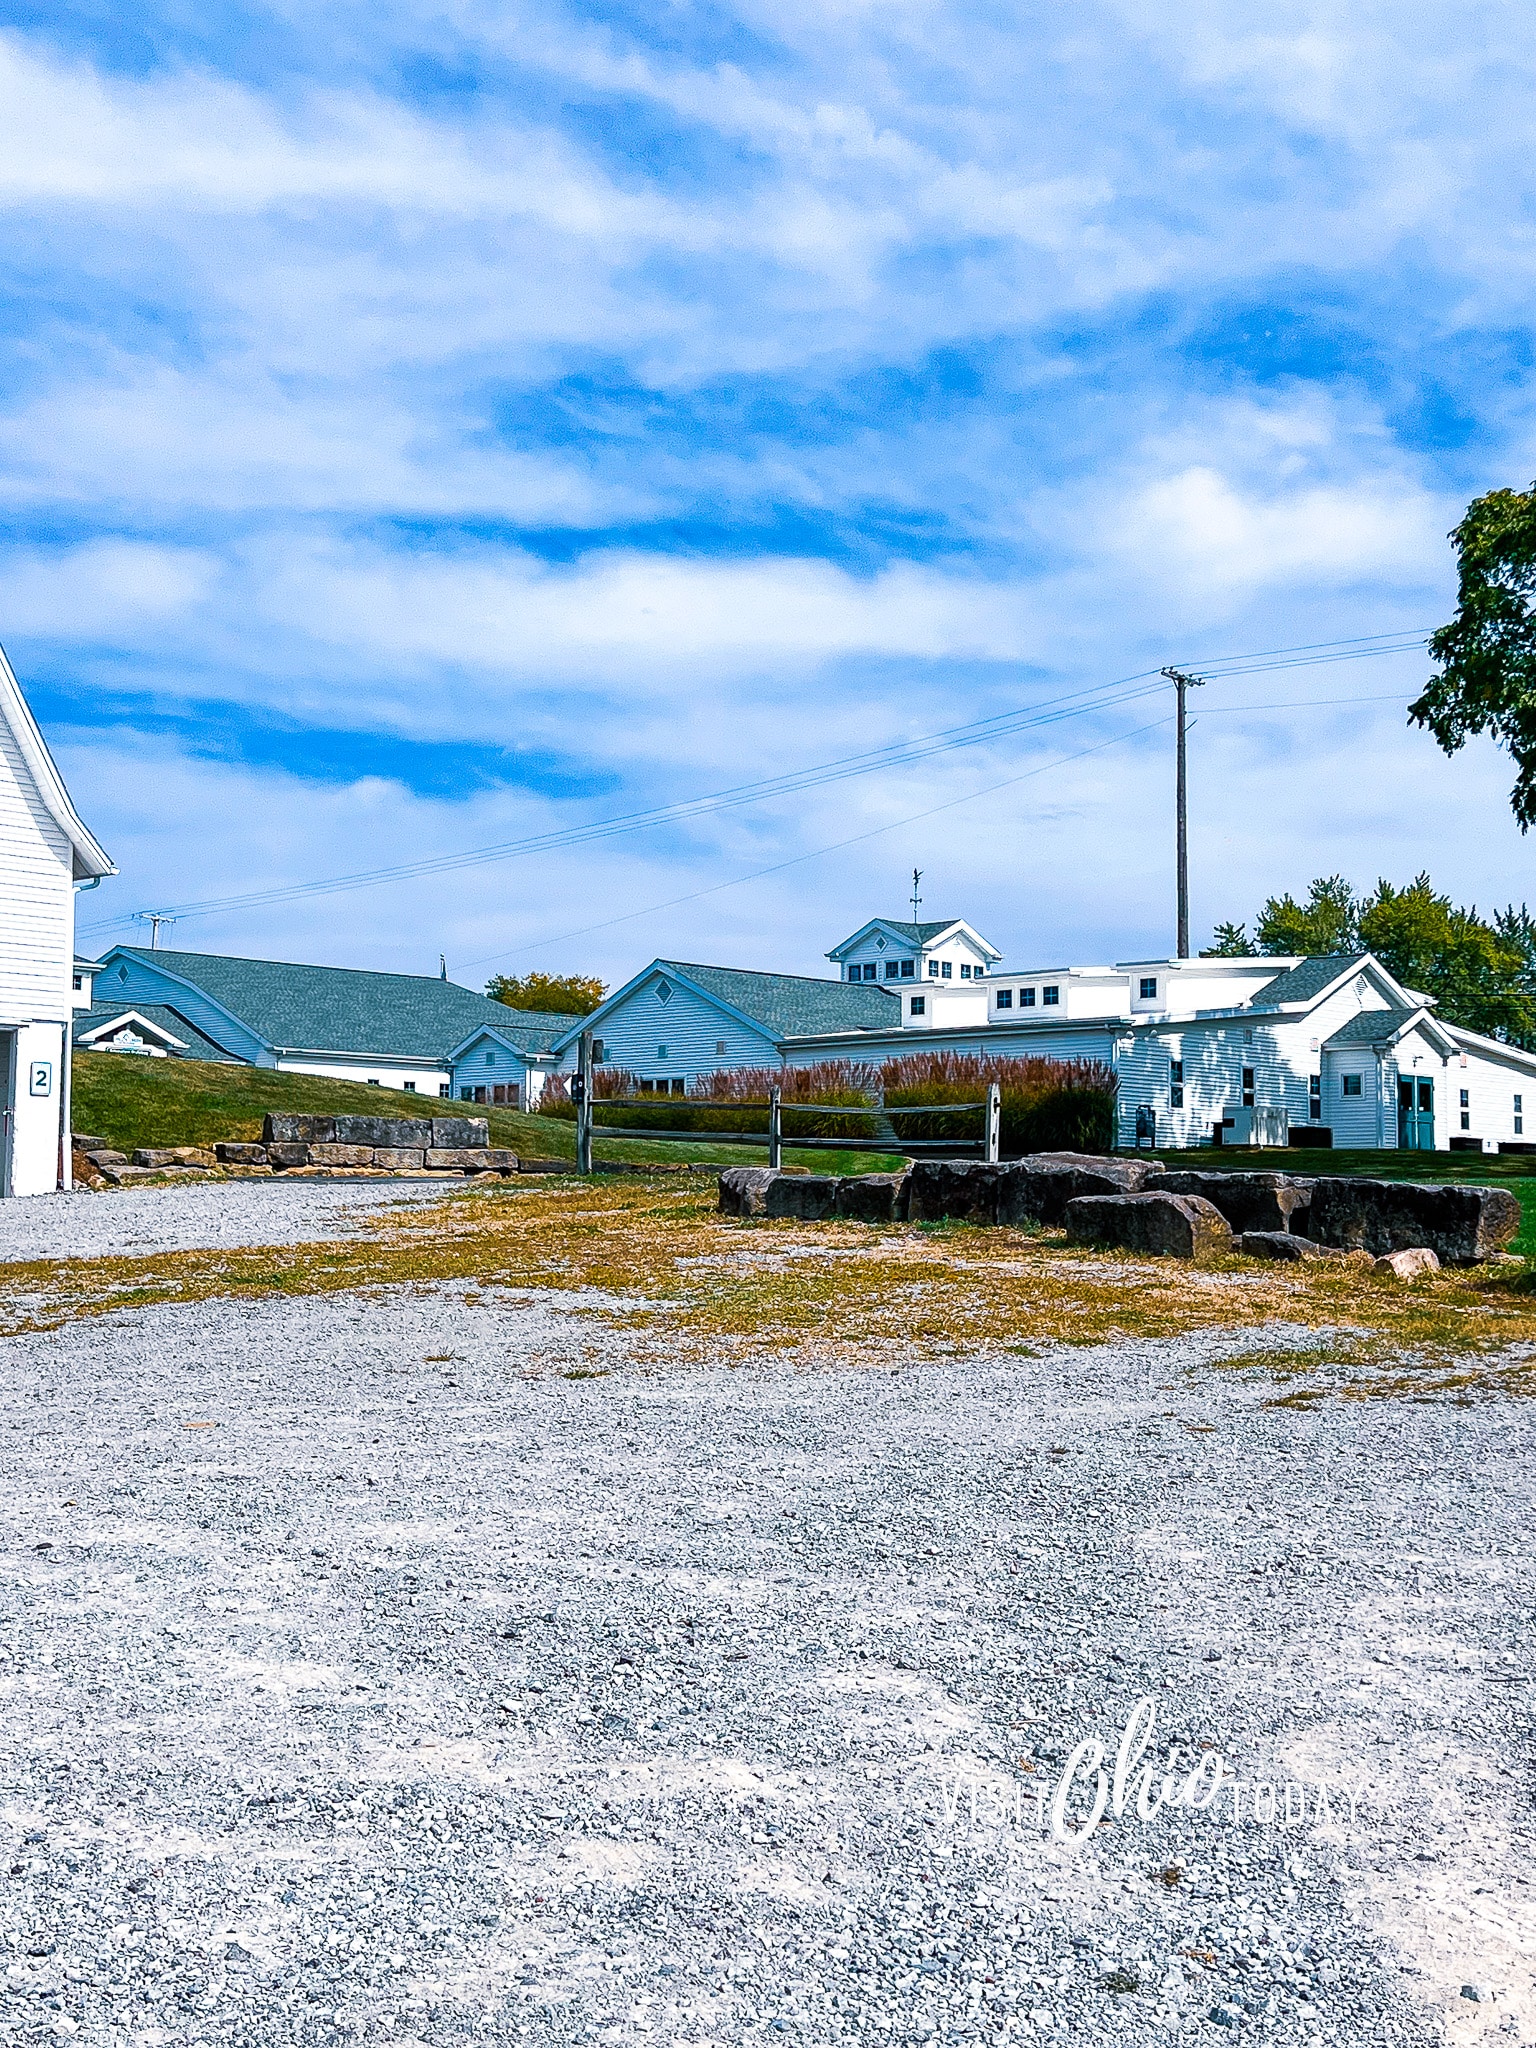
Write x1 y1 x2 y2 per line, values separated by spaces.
0 641 114 881
75 1008 190 1050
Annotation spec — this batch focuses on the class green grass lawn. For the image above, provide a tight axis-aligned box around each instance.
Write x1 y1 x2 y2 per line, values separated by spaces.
1141 1143 1536 1255
70 1053 899 1176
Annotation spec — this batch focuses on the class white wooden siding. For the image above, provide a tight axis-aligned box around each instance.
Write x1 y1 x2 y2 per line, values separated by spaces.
0 706 73 1022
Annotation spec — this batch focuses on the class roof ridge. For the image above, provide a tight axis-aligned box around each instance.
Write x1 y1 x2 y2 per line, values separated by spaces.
660 959 897 991
120 944 494 992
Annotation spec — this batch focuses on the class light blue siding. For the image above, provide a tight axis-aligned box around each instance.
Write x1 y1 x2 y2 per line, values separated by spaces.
561 972 780 1086
452 1031 534 1103
96 949 269 1064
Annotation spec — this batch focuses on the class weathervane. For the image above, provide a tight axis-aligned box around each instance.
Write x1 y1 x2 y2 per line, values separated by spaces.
910 867 923 920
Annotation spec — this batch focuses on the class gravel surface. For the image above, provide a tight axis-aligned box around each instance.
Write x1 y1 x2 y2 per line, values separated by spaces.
1 1221 1532 2046
0 1182 453 1264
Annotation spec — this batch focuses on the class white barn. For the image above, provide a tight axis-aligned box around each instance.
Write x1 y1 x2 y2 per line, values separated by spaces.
553 916 1536 1154
0 647 114 1195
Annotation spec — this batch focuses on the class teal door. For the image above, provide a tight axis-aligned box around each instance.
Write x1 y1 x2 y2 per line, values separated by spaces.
1398 1076 1435 1150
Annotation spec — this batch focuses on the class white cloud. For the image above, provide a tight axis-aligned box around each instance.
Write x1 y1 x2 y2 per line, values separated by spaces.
0 540 215 636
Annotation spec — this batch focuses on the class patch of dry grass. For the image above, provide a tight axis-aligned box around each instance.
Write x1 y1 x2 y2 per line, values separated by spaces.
5 1181 1536 1399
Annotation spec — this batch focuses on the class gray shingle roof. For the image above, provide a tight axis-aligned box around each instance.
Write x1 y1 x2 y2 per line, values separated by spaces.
1250 955 1366 1008
463 1009 586 1054
73 1001 237 1062
1323 1007 1418 1045
871 918 962 946
108 947 556 1060
659 961 901 1037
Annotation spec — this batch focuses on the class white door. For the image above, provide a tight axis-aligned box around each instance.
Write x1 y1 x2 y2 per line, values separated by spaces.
0 1030 15 1199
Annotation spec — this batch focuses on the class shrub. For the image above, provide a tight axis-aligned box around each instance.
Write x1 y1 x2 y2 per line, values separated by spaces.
879 1050 1117 1157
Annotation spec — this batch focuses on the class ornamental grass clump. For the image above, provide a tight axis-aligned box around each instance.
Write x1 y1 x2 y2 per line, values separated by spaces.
879 1050 1117 1157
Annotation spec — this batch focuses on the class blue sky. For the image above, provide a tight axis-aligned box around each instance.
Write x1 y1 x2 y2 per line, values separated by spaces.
3 0 1534 986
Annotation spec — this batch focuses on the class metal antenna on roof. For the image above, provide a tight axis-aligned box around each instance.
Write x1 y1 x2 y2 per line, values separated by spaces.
910 867 923 920
440 953 447 981
134 911 176 950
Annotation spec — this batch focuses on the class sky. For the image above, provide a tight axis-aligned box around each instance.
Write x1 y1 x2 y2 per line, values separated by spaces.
4 0 1535 989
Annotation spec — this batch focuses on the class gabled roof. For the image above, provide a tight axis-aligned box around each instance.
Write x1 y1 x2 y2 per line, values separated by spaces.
448 1010 587 1061
72 1001 236 1062
826 916 1002 963
555 958 899 1052
100 946 540 1061
1248 955 1371 1008
1323 1004 1459 1057
0 642 114 881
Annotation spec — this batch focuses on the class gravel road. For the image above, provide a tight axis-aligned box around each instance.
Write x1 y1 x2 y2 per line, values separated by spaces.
0 1181 452 1264
1 1208 1532 2047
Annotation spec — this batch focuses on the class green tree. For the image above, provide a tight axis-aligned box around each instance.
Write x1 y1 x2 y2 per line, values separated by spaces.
1412 484 1536 826
1253 874 1360 956
486 970 606 1015
1200 920 1251 957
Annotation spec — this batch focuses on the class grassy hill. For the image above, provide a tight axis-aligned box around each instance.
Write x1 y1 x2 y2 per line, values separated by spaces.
69 1054 899 1174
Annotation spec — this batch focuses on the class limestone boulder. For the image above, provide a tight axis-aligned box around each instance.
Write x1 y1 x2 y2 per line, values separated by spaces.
263 1114 334 1143
266 1142 310 1168
1238 1230 1334 1262
716 1167 839 1220
1374 1246 1442 1279
833 1172 910 1223
306 1144 376 1168
433 1117 490 1149
718 1167 778 1217
332 1115 432 1148
215 1143 269 1165
1145 1169 1312 1236
1307 1178 1520 1264
1065 1192 1233 1260
371 1147 426 1170
426 1148 491 1171
132 1147 216 1169
904 1160 1015 1224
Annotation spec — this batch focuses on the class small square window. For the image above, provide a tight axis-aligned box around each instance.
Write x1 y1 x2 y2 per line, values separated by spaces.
995 989 1013 1010
404 1081 417 1093
909 995 925 1016
1042 985 1059 1006
847 966 860 981
1021 987 1036 1007
900 959 915 978
885 961 900 979
941 961 952 979
1459 1088 1470 1108
865 963 878 980
439 1083 451 1098
973 967 985 980
1139 976 1157 1000
1342 1074 1362 1096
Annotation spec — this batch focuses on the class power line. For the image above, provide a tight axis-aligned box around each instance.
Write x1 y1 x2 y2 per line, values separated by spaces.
78 626 1430 939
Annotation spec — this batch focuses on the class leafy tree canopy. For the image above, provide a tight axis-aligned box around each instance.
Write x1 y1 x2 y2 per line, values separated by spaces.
486 970 606 1015
1203 874 1536 1048
1413 484 1536 827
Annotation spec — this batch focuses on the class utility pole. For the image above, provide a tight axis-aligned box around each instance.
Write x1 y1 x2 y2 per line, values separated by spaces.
910 867 923 920
135 912 176 950
1161 668 1205 958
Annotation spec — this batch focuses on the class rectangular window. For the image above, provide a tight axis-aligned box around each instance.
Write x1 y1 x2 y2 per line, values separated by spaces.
1021 987 1036 1007
716 1040 727 1055
927 959 940 977
404 1081 417 1093
960 963 972 979
593 1040 605 1062
1139 976 1158 1000
1516 1095 1524 1114
973 968 985 980
1043 985 1059 1006
1461 1111 1471 1130
72 974 82 991
866 963 879 980
473 1086 487 1104
1460 1088 1470 1108
995 989 1013 1010
941 961 952 979
672 1078 686 1096
1342 1074 1362 1097
657 1043 668 1058
885 961 900 979
848 966 859 981
439 1083 451 1098
459 1088 472 1100
486 1050 496 1066
1241 1065 1255 1107
1517 1117 1525 1135
900 959 915 978
1170 1059 1183 1083
1170 1085 1184 1109
910 995 926 1016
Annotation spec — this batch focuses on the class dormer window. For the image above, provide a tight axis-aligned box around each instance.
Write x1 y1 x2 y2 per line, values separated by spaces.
940 961 952 979
1139 976 1158 1000
900 960 915 978
1021 987 1036 1007
1043 985 1059 1006
995 989 1013 1009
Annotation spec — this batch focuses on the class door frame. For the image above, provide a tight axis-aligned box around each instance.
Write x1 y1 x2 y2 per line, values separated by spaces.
0 1029 15 1199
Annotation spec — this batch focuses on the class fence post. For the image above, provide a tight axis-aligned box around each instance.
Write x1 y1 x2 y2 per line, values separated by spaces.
984 1080 1001 1164
576 1030 593 1175
769 1086 782 1172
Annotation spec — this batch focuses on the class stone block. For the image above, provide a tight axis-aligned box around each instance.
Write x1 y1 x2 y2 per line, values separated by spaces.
1145 1169 1312 1236
425 1148 491 1170
83 1149 127 1168
1238 1230 1334 1261
1374 1247 1442 1278
1066 1192 1233 1260
1005 1157 1154 1226
481 1149 520 1172
833 1172 910 1223
433 1117 489 1149
718 1167 779 1216
262 1114 334 1143
215 1143 269 1165
72 1133 109 1150
332 1115 433 1148
132 1147 216 1169
371 1146 427 1170
905 1161 1017 1225
266 1142 310 1168
1307 1178 1521 1264
762 1174 840 1220
306 1144 377 1167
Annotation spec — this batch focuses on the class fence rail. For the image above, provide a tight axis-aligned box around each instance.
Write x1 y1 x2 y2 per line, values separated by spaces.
568 1032 1000 1174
